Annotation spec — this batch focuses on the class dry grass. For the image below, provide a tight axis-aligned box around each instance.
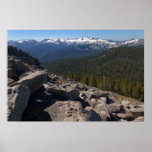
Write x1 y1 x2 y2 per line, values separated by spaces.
108 91 141 104
57 79 70 83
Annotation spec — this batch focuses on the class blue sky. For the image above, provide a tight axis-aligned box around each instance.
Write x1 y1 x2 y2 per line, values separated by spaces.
8 30 144 41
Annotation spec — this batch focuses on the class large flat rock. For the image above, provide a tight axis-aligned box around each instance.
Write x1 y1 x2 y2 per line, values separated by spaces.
8 85 30 121
18 70 47 93
44 100 91 121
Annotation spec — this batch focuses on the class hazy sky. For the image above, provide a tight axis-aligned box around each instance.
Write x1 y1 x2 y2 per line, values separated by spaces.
8 30 144 41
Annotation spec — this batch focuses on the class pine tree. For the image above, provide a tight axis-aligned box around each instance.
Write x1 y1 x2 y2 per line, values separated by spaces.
102 77 107 90
132 83 141 99
140 86 144 101
67 72 74 79
73 74 78 81
127 81 133 97
97 78 104 90
113 78 120 93
120 80 128 96
89 74 97 87
109 77 114 91
81 74 89 85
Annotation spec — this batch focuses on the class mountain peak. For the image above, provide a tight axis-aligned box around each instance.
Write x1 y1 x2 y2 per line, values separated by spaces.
80 37 92 40
8 38 144 62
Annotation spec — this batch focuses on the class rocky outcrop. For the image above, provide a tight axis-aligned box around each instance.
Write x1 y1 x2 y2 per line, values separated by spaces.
8 45 43 70
8 85 30 121
8 45 44 80
22 74 144 122
8 46 48 121
8 71 47 120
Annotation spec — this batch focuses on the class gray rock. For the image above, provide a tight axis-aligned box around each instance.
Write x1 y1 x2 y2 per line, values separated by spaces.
43 83 50 90
8 85 30 121
44 100 91 121
129 104 136 109
99 97 107 104
92 90 108 99
84 90 94 100
88 97 106 108
8 57 36 80
75 83 88 91
8 46 44 70
85 96 110 121
66 89 80 100
117 113 134 121
85 106 102 121
8 68 14 79
46 84 80 100
121 100 130 106
14 60 30 73
120 119 127 122
79 91 86 100
134 116 144 122
139 104 144 108
89 98 97 107
47 87 66 98
8 78 15 86
123 107 130 113
17 71 47 93
93 100 110 121
108 103 122 113
129 108 144 118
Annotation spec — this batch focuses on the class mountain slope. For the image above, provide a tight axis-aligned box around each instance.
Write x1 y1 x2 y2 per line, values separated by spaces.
44 47 144 101
8 38 144 61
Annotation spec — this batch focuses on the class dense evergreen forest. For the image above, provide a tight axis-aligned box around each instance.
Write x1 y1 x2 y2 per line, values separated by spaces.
44 47 144 101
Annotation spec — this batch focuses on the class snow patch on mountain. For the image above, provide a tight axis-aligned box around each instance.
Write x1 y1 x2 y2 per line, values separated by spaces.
9 37 143 48
8 37 144 55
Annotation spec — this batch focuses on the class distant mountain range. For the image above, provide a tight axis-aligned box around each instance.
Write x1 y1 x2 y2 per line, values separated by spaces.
8 37 144 61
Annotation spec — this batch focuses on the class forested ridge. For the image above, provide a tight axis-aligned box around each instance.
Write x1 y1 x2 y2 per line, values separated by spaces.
44 47 144 101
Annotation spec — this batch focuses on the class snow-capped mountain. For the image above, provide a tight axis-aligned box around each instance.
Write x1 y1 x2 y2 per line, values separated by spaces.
8 37 144 61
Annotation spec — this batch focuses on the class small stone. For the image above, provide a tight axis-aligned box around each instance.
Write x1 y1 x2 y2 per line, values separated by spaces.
108 103 122 113
120 119 127 122
130 108 144 118
117 113 134 121
121 100 130 106
134 116 144 122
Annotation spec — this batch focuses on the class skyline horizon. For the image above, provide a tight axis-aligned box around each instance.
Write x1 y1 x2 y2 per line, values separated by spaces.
8 30 144 41
8 36 144 42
